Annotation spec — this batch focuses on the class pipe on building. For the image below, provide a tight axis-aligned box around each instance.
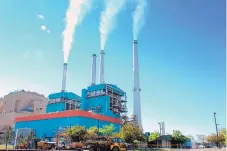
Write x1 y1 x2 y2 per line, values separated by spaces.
132 40 142 129
91 54 97 85
99 50 105 84
61 63 67 92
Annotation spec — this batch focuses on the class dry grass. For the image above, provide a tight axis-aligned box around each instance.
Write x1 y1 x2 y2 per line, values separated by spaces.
0 144 14 149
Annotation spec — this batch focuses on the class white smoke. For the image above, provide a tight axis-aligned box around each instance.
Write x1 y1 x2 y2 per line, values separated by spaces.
40 25 46 31
37 14 44 19
63 0 92 63
133 0 147 40
100 0 127 50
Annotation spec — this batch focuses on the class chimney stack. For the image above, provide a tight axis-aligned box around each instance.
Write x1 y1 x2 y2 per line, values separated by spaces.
133 40 142 129
99 50 105 84
61 63 68 92
91 54 97 85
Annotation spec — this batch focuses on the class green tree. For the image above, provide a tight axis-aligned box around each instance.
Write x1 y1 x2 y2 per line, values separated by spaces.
149 131 160 147
100 124 115 136
219 128 226 145
149 131 160 141
118 123 144 144
85 126 98 140
65 126 87 142
172 130 188 147
186 135 195 141
206 128 226 146
2 125 14 149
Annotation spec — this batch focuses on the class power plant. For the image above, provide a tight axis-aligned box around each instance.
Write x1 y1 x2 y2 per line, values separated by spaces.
14 46 134 142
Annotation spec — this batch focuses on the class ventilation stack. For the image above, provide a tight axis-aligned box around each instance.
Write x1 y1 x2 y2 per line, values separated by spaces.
99 50 105 84
133 40 142 129
91 54 97 85
61 63 68 92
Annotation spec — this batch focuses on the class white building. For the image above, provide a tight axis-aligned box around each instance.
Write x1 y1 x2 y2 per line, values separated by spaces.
0 90 47 131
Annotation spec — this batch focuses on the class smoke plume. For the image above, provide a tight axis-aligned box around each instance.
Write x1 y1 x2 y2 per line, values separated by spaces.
133 0 147 40
100 0 127 50
63 0 92 63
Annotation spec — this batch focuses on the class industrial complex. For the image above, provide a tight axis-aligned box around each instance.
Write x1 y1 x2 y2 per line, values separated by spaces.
13 40 142 143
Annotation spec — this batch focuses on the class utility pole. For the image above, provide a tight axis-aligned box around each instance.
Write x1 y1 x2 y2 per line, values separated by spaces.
213 112 219 147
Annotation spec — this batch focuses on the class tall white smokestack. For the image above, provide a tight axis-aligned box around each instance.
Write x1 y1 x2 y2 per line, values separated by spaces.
62 63 67 92
91 54 97 85
133 40 142 129
99 50 105 84
162 122 165 135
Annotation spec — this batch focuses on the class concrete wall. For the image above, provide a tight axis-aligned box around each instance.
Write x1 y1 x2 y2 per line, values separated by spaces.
0 99 3 114
0 91 47 131
0 112 32 131
1 91 47 113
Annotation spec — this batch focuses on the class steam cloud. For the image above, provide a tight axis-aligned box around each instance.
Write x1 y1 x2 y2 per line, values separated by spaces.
40 25 46 31
63 0 92 63
100 0 127 50
133 0 147 40
37 14 44 19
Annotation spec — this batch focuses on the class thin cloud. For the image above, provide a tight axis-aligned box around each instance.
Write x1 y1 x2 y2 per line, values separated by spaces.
37 14 44 19
46 30 51 34
22 50 44 61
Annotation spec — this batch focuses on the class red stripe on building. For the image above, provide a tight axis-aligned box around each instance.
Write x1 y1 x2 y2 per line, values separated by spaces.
15 110 121 124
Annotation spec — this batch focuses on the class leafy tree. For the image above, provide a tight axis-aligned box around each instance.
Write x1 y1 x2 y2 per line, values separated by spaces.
149 131 160 147
84 126 98 140
2 125 14 149
118 123 144 143
65 126 87 142
149 131 160 141
206 128 226 146
172 130 188 147
219 128 226 145
186 135 195 141
100 124 115 136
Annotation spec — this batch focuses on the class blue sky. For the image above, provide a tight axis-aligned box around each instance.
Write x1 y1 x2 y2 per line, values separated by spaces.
0 0 225 136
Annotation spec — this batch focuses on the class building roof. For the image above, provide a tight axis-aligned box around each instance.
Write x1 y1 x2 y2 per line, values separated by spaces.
158 135 172 141
48 92 80 100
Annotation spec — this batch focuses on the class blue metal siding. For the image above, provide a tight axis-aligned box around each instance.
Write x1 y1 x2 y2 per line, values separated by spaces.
46 103 65 113
81 92 120 118
48 92 80 100
15 117 120 139
184 140 192 148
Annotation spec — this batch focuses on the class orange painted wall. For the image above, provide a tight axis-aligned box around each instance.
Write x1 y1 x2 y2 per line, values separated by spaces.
15 110 121 124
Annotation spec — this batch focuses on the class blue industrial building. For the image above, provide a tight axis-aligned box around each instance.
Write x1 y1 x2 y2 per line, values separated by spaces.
15 83 127 141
